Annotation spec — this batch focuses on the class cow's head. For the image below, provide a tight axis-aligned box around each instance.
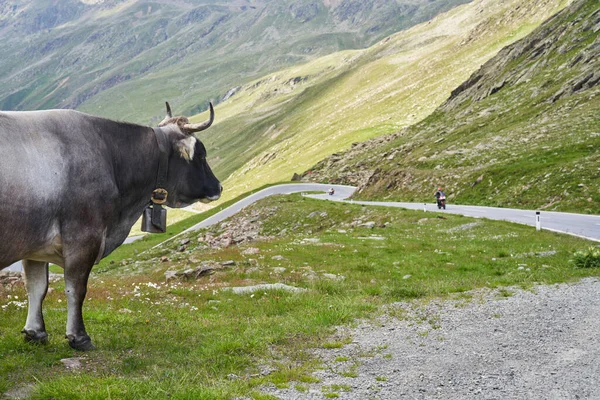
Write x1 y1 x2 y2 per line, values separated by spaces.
158 102 222 207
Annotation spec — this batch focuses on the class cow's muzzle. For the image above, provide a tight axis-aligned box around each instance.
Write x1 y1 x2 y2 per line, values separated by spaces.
200 194 220 203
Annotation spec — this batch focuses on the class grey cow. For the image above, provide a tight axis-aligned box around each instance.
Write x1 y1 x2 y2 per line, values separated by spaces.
0 103 221 350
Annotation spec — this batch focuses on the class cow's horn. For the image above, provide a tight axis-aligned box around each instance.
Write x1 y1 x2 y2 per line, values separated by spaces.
182 103 214 133
158 101 174 126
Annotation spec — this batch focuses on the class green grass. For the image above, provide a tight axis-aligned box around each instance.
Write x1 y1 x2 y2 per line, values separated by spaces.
295 384 308 392
2 194 599 398
572 246 600 269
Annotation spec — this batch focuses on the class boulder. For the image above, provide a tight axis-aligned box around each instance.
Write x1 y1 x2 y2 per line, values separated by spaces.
223 283 307 295
241 247 260 255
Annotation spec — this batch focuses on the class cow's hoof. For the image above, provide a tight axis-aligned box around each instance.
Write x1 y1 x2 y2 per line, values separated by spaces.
22 329 48 344
66 335 95 351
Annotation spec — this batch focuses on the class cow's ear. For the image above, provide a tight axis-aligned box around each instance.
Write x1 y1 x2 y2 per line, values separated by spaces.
174 136 196 161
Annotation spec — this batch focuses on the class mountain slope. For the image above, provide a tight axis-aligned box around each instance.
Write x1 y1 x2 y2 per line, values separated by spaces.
192 0 571 202
0 0 470 123
304 0 600 213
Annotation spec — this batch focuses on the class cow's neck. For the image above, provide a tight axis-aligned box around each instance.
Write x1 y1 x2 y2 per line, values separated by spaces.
101 124 171 253
116 126 164 205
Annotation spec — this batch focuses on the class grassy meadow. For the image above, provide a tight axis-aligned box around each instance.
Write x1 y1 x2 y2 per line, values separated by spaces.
2 194 599 399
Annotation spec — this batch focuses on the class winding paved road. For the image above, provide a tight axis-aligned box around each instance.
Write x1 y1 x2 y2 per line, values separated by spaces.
309 189 600 242
6 183 600 272
177 183 600 242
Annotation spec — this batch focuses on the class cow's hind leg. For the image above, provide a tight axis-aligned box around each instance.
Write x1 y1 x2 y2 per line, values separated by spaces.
63 249 98 351
21 260 49 344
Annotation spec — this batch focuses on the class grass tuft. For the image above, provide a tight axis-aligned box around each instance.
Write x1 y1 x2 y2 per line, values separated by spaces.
572 247 600 268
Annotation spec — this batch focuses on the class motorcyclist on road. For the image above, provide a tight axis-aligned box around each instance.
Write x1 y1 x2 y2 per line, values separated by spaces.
434 187 446 209
328 188 335 196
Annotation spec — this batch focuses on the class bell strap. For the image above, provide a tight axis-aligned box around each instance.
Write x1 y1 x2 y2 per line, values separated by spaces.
151 127 170 230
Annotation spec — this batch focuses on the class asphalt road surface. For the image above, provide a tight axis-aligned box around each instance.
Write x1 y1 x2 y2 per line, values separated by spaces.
7 183 600 272
310 193 600 242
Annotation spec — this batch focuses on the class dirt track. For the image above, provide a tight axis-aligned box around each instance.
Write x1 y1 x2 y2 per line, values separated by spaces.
263 278 600 399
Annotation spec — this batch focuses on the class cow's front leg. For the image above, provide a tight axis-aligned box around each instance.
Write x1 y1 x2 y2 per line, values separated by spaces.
21 260 49 344
64 256 96 351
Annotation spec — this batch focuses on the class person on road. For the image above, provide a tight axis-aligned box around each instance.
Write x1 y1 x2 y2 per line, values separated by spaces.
434 186 446 209
434 187 445 200
328 188 335 196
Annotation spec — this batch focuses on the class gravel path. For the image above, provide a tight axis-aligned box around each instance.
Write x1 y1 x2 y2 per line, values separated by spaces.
263 278 600 399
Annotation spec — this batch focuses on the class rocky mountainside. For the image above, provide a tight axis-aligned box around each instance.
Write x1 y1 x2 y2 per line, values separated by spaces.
192 0 570 203
304 0 600 213
0 0 470 123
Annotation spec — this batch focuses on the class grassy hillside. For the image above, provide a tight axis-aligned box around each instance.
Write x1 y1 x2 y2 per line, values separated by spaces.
304 0 600 214
0 0 470 123
190 0 572 205
2 194 599 398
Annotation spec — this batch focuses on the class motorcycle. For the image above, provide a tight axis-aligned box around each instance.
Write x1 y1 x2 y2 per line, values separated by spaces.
437 195 446 210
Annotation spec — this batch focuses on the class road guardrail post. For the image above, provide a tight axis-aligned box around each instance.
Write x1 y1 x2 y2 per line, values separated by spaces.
536 211 541 231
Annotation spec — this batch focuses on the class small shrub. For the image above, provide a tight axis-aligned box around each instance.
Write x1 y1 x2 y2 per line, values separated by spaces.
572 247 600 268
